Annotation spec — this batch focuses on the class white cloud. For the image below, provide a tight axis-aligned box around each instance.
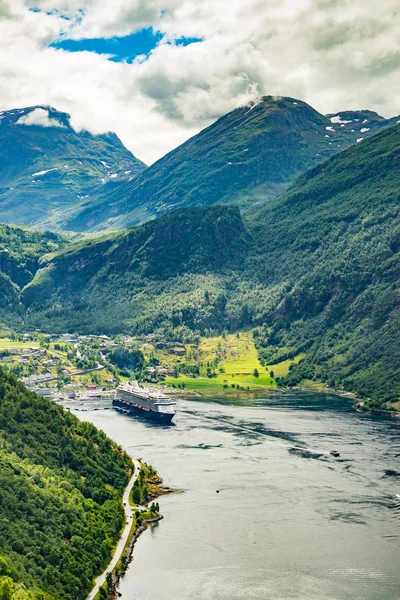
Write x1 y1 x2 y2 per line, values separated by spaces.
16 107 66 128
0 0 399 163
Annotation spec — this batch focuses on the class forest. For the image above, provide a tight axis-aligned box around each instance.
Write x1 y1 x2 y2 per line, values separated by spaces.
0 368 133 599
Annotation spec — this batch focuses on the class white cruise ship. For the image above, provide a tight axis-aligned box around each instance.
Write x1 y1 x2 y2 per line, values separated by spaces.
113 381 176 423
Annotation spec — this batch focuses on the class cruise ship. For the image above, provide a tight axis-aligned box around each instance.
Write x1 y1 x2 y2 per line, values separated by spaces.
113 381 176 424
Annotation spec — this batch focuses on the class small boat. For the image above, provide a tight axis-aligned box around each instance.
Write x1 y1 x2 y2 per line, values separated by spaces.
330 449 340 457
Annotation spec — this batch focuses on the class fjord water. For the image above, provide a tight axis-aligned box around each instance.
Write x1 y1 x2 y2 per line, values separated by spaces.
80 393 400 600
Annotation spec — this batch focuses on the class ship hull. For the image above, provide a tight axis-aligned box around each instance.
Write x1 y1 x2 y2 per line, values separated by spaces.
112 398 174 424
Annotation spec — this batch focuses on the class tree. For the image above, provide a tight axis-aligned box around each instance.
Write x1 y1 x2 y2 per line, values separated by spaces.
109 346 144 373
105 573 113 591
132 486 141 505
0 577 14 600
253 368 259 378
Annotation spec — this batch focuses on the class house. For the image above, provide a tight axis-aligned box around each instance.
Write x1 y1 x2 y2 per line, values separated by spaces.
85 384 97 390
59 333 79 343
155 366 168 374
168 347 186 356
32 388 53 398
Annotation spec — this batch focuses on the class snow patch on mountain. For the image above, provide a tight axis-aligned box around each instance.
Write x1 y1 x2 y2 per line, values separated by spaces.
31 168 58 177
330 115 352 124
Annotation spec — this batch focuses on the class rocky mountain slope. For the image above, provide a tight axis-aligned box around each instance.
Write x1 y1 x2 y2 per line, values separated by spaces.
63 96 400 232
0 106 145 230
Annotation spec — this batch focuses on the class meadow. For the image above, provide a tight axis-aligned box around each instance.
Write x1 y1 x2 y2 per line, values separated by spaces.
153 332 304 395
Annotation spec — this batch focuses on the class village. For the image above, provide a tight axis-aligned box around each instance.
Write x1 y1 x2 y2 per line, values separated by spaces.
0 328 297 402
0 330 186 404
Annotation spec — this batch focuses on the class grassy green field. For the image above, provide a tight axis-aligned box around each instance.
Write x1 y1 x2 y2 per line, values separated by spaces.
69 368 117 385
0 338 40 349
160 331 304 395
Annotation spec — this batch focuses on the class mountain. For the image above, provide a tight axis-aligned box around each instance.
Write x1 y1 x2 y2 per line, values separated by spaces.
21 205 248 333
63 96 400 232
0 106 146 230
246 124 400 408
0 368 133 599
20 124 400 408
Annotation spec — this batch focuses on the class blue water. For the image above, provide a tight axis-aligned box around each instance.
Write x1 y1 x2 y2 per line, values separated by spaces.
75 392 400 600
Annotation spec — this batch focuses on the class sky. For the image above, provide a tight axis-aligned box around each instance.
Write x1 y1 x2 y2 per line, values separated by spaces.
0 0 399 164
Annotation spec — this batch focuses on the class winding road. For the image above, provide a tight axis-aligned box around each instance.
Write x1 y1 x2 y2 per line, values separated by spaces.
86 458 142 600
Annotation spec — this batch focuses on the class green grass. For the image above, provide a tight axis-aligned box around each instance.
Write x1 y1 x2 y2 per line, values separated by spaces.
70 368 115 385
0 338 39 349
162 331 305 395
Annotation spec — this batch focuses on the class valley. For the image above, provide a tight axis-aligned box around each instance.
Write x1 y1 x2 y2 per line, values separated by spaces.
0 330 286 400
0 120 394 413
0 326 384 416
0 94 398 600
1 4 400 600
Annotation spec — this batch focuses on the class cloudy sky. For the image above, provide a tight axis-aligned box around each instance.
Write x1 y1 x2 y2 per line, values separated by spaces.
1 0 399 163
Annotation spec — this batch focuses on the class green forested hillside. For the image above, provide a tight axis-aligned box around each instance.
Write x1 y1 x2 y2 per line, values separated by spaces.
20 125 400 407
0 223 65 329
63 97 399 232
0 368 133 599
22 205 248 335
0 223 64 287
247 124 400 408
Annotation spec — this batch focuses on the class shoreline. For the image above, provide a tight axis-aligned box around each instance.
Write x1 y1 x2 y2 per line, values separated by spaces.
89 382 396 599
104 478 180 600
108 514 163 600
169 384 399 418
87 459 141 600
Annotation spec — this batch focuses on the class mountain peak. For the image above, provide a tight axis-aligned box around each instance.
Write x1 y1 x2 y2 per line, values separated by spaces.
63 97 399 232
1 105 72 129
0 105 146 230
